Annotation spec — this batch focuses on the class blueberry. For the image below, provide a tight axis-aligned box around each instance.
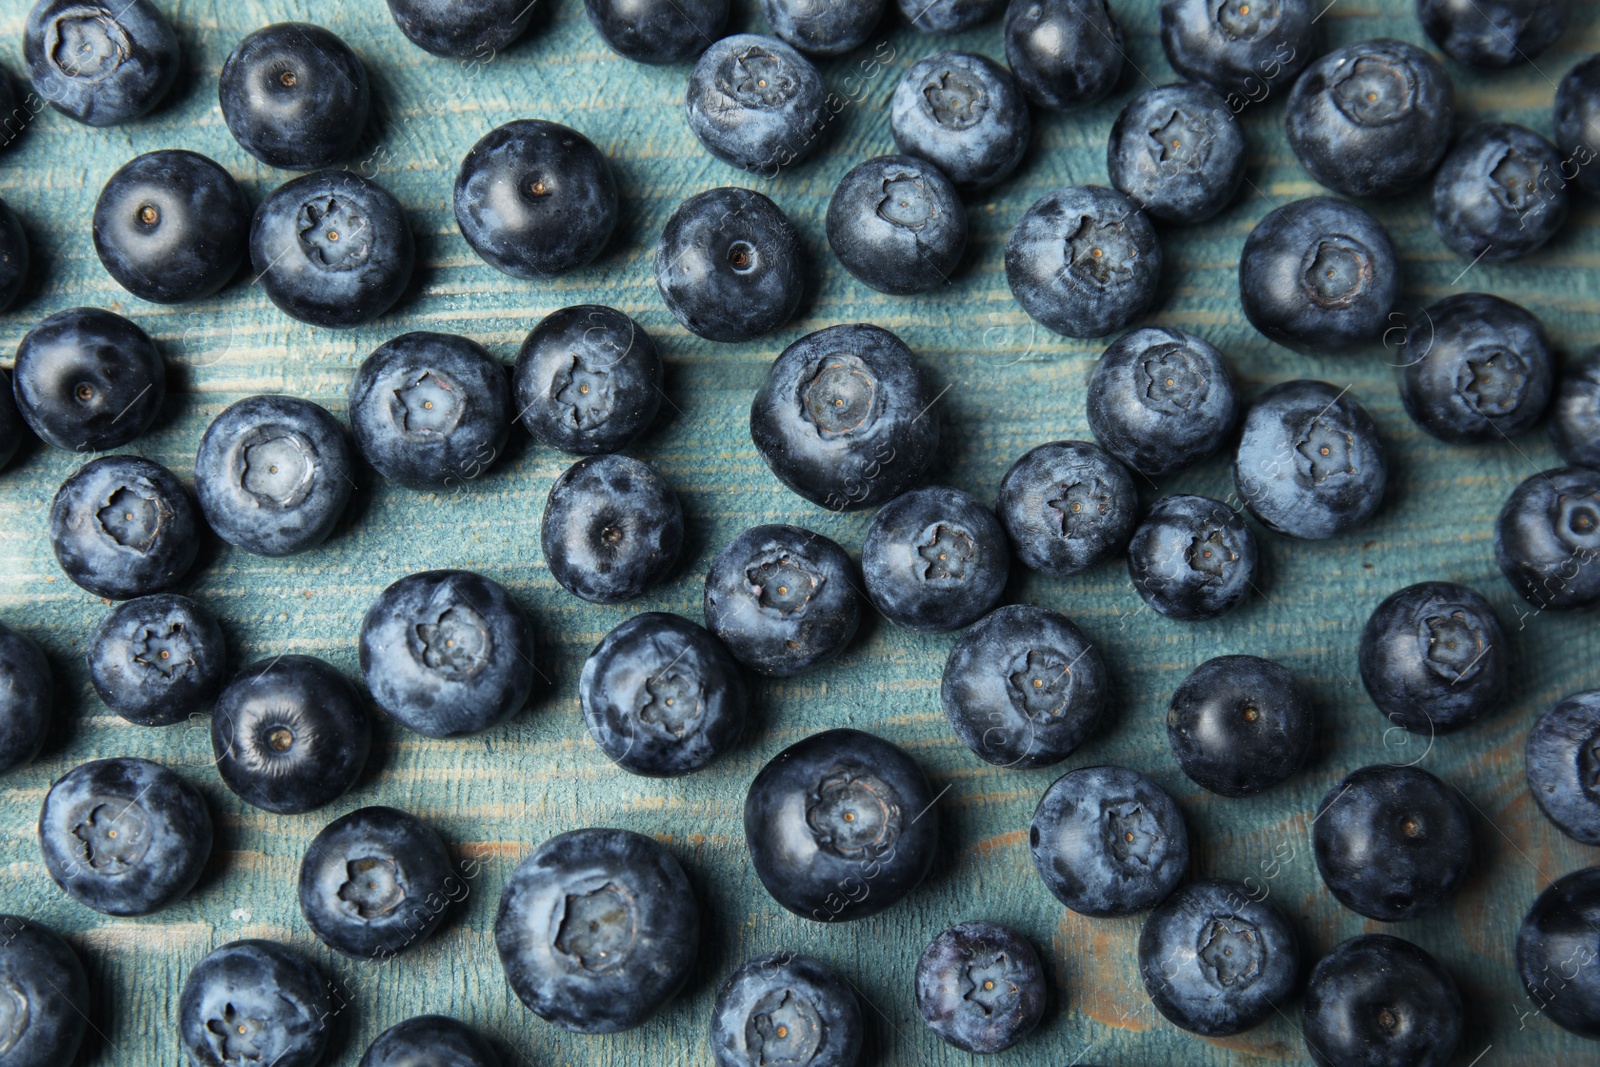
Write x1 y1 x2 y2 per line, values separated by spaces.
916 921 1045 1053
89 593 226 727
901 0 1006 33
194 395 354 558
762 0 880 56
1527 690 1600 845
703 524 860 677
579 612 747 777
587 0 727 64
1005 186 1162 338
1232 380 1388 540
1301 934 1463 1067
1359 581 1508 736
1518 866 1600 1038
49 455 197 600
0 916 89 1067
360 1015 499 1067
1313 764 1472 922
219 23 370 171
1108 83 1245 224
251 170 414 329
0 623 51 776
889 51 1029 193
941 604 1108 768
1555 55 1600 199
1238 197 1399 351
178 940 331 1067
1158 0 1318 101
686 35 828 172
1553 349 1600 469
995 440 1138 575
1167 654 1312 797
298 805 454 960
349 332 512 490
1128 495 1258 621
25 0 177 127
386 0 535 58
1030 764 1188 916
38 756 211 916
1086 327 1237 477
513 305 662 456
541 454 682 603
1432 123 1568 263
0 198 31 313
455 119 617 280
359 569 535 739
750 323 939 510
13 307 165 452
825 155 966 296
654 186 805 342
745 728 938 922
0 370 20 471
92 150 250 305
495 827 699 1033
211 655 370 814
862 486 1008 632
1494 466 1600 611
1419 0 1568 69
1405 294 1555 445
1004 0 1124 112
1139 879 1299 1035
710 952 863 1067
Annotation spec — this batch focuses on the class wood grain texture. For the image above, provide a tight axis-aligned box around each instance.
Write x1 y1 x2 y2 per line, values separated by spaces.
0 0 1598 1064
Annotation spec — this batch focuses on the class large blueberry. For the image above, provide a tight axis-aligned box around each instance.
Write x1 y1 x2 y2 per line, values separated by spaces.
862 486 1008 632
179 940 330 1067
826 154 966 296
1552 349 1600 469
1109 83 1245 224
49 455 197 600
360 1015 499 1067
495 827 699 1033
996 440 1138 575
1359 581 1508 736
587 0 727 64
1517 866 1600 1038
1495 466 1600 611
13 307 165 452
1004 0 1123 111
901 0 1006 33
89 594 225 727
0 623 51 776
387 0 534 58
514 305 662 455
541 454 682 603
0 199 27 313
0 915 89 1067
890 51 1029 193
916 921 1045 1053
1527 690 1600 845
710 952 863 1067
38 756 211 916
1158 0 1318 101
1167 655 1312 797
1419 0 1569 69
686 35 827 172
1128 495 1258 621
1432 123 1568 263
1086 326 1237 477
1302 934 1463 1067
762 0 879 56
654 186 805 342
941 604 1107 768
25 0 177 126
1401 293 1553 444
219 23 370 170
1556 55 1600 199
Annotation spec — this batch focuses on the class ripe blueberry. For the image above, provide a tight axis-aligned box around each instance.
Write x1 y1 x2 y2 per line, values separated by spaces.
360 1015 499 1067
178 940 330 1067
1517 866 1600 1038
513 304 662 456
0 198 27 314
1087 327 1238 477
1419 0 1569 69
901 0 1005 33
686 35 827 172
825 154 966 296
1301 934 1463 1067
1108 83 1246 224
1526 690 1600 845
386 0 535 58
1158 0 1319 101
861 485 1009 633
89 593 225 727
916 921 1045 1053
13 307 165 452
710 952 863 1067
1359 581 1508 735
1495 466 1600 611
1433 123 1568 263
0 622 51 775
541 454 683 603
25 0 177 126
996 440 1138 575
1128 495 1258 621
1167 654 1312 796
1552 348 1600 469
1004 0 1124 112
890 51 1030 193
0 916 89 1067
49 455 197 600
219 23 370 170
1555 54 1600 199
586 0 727 64
761 0 880 56
1401 293 1554 444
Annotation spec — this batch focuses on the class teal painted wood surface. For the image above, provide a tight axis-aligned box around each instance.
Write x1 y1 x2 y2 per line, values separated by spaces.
1 0 1598 1064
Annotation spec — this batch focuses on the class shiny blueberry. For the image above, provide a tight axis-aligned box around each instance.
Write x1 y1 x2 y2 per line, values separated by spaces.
1313 764 1472 922
360 569 535 739
89 593 225 727
862 486 1008 632
826 154 966 296
350 332 512 490
1556 55 1600 199
941 604 1108 768
1359 581 1508 735
1552 349 1600 469
1233 380 1387 540
1433 123 1568 263
13 307 165 452
1158 0 1318 101
750 323 939 510
514 305 662 455
0 199 27 314
0 916 89 1067
1128 495 1258 621
1402 293 1554 444
211 655 370 814
587 0 726 64
1030 764 1188 916
1167 654 1312 797
1518 866 1600 1038
195 395 353 557
1004 0 1123 111
1302 934 1463 1067
1239 197 1399 351
890 51 1029 193
38 756 211 916
654 186 805 342
25 0 177 126
1006 186 1162 338
1109 83 1245 224
745 728 938 922
710 952 863 1067
1495 466 1600 611
0 622 51 776
580 612 746 777
904 0 1006 32
541 454 682 603
387 0 534 58
179 940 330 1067
50 455 197 601
703 524 860 677
1087 327 1237 478
996 440 1137 575
1419 0 1568 69
916 921 1045 1053
1526 690 1600 845
762 0 879 55
361 1015 498 1067
219 23 369 170
687 35 827 172
495 827 699 1033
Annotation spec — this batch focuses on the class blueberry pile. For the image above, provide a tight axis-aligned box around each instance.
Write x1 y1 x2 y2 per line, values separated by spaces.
1 1 1599 1065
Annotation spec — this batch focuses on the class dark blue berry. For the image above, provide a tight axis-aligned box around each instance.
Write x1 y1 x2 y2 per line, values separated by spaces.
495 827 699 1033
360 569 535 739
1030 764 1188 916
1432 123 1568 263
360 1015 499 1067
1128 495 1258 621
0 198 31 313
1302 934 1463 1067
25 0 177 127
0 916 89 1067
0 370 20 472
1518 866 1600 1038
219 23 370 171
0 622 51 776
1005 186 1162 338
1419 0 1568 69
49 455 197 600
1552 349 1600 469
890 51 1029 193
902 0 1006 33
710 952 863 1067
916 921 1044 1053
750 323 939 510
862 486 1008 632
349 332 512 490
179 940 330 1067
703 524 860 677
587 0 726 64
1004 0 1123 112
89 593 225 727
825 154 966 295
1086 326 1237 477
654 186 805 342
13 307 165 452
1555 54 1600 199
1167 654 1312 797
542 454 682 603
1108 83 1245 224
513 305 662 455
211 655 370 814
941 604 1107 768
762 0 879 55
38 756 211 916
1526 690 1600 845
686 35 827 172
1159 0 1318 101
744 728 938 922
387 0 535 58
1495 466 1600 611
1359 581 1508 735
996 440 1138 575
